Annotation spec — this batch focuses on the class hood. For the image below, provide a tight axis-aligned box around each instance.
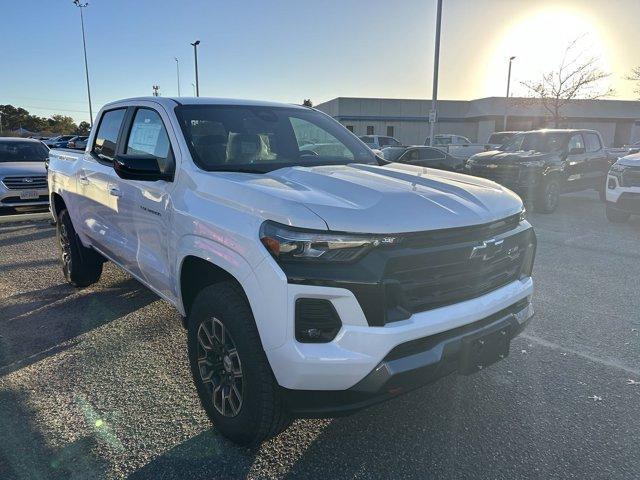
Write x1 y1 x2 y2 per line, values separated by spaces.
469 150 558 164
212 163 523 234
0 162 47 176
617 152 640 167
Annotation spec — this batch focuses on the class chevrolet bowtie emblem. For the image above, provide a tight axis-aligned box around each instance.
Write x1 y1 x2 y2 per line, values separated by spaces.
470 238 504 261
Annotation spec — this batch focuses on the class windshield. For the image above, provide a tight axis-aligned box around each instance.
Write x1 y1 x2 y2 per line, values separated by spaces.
175 105 375 173
0 141 49 162
500 131 568 153
380 147 406 161
488 133 513 145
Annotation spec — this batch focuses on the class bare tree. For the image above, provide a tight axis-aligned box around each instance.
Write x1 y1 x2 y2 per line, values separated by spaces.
520 38 614 127
302 99 313 107
626 67 640 98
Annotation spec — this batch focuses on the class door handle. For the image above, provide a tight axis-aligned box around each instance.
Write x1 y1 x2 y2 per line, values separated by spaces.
79 176 89 185
109 187 122 198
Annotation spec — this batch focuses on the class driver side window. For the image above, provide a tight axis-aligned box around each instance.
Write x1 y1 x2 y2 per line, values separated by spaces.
568 134 584 152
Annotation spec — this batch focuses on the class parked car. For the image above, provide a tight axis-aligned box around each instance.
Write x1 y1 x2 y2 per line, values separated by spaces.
486 131 521 150
605 152 640 222
359 135 401 149
607 140 640 159
48 97 536 446
424 134 487 159
466 129 612 213
0 137 49 211
381 145 464 171
44 135 76 149
68 136 89 150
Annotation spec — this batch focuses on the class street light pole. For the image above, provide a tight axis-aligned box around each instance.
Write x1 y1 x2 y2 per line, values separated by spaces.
503 56 516 130
174 57 181 96
73 0 93 127
428 0 443 147
191 40 200 97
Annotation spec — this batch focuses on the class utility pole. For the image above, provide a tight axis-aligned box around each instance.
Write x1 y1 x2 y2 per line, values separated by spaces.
73 1 93 127
191 40 201 97
152 85 160 97
503 56 516 130
174 57 181 96
428 0 443 147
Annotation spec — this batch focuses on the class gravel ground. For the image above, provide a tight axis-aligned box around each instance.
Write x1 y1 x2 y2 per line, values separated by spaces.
0 191 638 480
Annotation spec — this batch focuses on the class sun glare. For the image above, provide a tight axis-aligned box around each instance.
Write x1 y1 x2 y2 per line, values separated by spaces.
483 7 611 97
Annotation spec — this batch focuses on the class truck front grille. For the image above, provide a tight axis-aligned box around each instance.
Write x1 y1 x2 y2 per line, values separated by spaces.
468 164 520 186
621 168 640 187
383 226 532 316
2 175 48 190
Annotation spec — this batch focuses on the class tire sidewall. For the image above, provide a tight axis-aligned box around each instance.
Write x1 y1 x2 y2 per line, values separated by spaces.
187 285 267 443
538 177 560 213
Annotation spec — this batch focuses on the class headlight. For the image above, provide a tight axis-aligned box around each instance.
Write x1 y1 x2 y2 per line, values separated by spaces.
259 221 393 262
519 207 527 222
608 163 626 181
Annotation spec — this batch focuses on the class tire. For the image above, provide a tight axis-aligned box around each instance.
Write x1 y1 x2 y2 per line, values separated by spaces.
606 204 630 223
534 177 561 214
598 182 607 202
187 283 291 446
56 208 103 287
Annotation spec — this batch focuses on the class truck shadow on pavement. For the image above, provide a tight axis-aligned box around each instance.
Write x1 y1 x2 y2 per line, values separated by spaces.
0 278 157 375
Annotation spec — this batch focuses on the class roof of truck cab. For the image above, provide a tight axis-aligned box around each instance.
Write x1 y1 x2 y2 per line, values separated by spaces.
102 97 309 110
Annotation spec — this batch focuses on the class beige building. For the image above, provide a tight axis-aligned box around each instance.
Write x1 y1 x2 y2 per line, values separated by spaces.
316 97 640 147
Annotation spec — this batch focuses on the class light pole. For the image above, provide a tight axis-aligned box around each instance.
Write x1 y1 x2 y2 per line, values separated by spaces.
73 0 93 127
503 56 516 130
191 40 200 97
428 0 443 147
174 57 181 96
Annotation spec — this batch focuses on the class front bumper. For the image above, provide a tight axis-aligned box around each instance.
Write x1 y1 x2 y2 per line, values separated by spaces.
266 275 534 392
282 297 533 417
0 186 49 208
606 175 640 213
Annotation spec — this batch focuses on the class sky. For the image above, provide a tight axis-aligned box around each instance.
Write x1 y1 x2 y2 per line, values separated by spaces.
1 0 639 124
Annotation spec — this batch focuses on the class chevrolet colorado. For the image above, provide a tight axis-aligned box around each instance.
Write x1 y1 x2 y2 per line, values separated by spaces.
466 129 611 213
48 97 536 445
605 152 640 222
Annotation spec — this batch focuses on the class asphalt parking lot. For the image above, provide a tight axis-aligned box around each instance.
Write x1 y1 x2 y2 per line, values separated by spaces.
0 191 638 480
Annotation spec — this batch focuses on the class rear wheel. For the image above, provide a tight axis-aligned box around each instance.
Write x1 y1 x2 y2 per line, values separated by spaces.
187 283 291 446
606 204 630 223
535 177 561 213
56 208 103 287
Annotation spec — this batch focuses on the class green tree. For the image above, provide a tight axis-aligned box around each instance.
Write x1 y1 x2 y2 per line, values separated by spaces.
77 121 91 135
48 115 78 135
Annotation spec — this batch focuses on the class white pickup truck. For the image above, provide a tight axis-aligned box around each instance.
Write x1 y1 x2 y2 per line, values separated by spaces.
48 97 536 445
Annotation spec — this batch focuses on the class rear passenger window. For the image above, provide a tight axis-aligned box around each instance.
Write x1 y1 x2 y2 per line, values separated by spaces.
93 109 126 161
126 109 171 159
585 133 602 152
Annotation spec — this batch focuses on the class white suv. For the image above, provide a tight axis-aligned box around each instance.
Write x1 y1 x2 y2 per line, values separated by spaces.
48 97 536 445
605 152 640 222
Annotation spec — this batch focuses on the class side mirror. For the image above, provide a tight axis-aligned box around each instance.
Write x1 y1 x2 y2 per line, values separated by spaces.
113 153 173 181
568 147 586 155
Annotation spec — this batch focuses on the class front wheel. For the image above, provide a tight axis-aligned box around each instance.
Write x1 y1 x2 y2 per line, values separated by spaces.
606 204 630 223
187 283 291 446
535 177 561 214
56 208 103 287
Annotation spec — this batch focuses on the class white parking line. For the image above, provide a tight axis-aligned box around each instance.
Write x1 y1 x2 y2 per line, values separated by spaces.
520 332 640 376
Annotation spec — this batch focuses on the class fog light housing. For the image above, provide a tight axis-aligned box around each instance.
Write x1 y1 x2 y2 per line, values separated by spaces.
295 298 342 343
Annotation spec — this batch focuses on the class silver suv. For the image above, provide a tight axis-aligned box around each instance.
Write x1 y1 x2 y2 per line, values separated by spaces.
0 138 49 210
